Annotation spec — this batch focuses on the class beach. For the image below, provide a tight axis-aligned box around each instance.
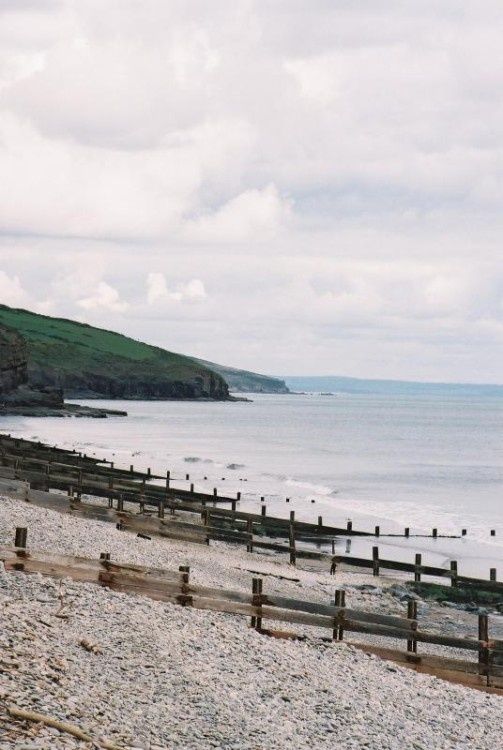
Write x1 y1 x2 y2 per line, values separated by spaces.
1 492 503 750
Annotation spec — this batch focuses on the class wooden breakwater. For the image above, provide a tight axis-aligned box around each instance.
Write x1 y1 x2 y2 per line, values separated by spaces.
2 531 503 693
2 474 503 596
1 433 502 594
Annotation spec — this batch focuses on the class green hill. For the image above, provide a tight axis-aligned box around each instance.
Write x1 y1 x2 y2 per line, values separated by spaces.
0 305 229 401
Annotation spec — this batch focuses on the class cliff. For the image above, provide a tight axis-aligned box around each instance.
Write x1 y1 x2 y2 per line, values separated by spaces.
0 306 230 401
0 326 28 394
194 359 289 393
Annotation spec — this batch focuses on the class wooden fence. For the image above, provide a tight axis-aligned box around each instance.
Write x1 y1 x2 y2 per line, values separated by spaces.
2 531 503 693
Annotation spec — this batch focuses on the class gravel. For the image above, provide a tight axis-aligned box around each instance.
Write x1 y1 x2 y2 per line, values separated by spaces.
1 494 502 749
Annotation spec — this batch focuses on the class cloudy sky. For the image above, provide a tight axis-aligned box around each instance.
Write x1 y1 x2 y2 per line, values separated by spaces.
1 0 502 383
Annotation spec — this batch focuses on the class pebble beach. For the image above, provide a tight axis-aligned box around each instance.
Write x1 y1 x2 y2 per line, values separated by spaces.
1 494 503 750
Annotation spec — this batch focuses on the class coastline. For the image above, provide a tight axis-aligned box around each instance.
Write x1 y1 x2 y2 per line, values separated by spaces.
2 493 503 748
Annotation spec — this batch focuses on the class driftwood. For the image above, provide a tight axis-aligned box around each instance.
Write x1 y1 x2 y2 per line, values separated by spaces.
79 638 103 654
6 705 122 749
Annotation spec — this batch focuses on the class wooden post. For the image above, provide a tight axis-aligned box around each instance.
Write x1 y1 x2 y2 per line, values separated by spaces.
318 516 323 530
450 560 458 587
414 553 422 582
186 473 190 481
432 528 438 538
251 578 263 630
166 471 170 489
346 520 352 532
490 568 497 582
491 529 496 537
117 494 124 512
179 565 190 585
14 527 27 548
130 464 134 473
461 528 467 536
246 518 253 553
375 525 380 537
405 527 410 538
158 500 165 520
372 546 380 577
237 492 241 501
190 483 194 493
289 510 295 523
407 600 418 653
478 613 489 676
289 524 296 566
213 487 218 498
334 589 346 641
231 499 236 512
260 496 265 503
251 578 258 629
147 467 151 478
108 475 113 490
261 505 266 516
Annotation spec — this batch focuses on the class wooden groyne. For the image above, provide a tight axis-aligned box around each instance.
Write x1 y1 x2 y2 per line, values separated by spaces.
1 433 501 593
3 530 503 693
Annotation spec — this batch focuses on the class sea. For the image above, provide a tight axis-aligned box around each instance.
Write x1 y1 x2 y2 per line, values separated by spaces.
1 391 502 579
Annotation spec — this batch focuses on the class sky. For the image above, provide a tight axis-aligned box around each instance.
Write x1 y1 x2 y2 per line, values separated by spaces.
0 0 502 384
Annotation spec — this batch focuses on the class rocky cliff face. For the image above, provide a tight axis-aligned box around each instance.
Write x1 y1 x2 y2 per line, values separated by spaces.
0 326 28 394
28 364 230 401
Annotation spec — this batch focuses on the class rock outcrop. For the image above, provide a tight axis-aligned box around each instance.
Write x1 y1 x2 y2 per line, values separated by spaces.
0 324 126 417
0 326 28 394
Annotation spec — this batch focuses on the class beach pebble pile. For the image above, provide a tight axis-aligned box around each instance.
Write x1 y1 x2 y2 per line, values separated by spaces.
1 495 502 749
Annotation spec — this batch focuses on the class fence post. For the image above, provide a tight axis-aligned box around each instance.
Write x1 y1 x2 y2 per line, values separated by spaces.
251 578 263 630
158 500 165 520
334 589 346 641
490 568 497 582
14 527 27 548
407 600 418 653
179 565 190 586
166 471 170 489
372 546 380 577
478 613 490 681
117 494 124 512
450 561 458 587
414 553 422 583
246 518 253 553
289 524 296 566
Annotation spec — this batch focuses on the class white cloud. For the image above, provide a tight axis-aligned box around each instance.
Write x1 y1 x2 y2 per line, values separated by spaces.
78 281 128 312
146 272 206 305
0 270 27 306
184 184 292 244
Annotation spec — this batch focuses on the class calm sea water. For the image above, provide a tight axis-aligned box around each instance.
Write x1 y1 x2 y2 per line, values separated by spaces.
1 392 502 577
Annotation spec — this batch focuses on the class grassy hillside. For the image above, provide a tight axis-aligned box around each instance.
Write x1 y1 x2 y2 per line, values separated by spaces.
0 305 229 400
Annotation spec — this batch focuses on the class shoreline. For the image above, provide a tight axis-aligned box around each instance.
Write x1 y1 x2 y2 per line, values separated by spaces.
1 416 503 581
